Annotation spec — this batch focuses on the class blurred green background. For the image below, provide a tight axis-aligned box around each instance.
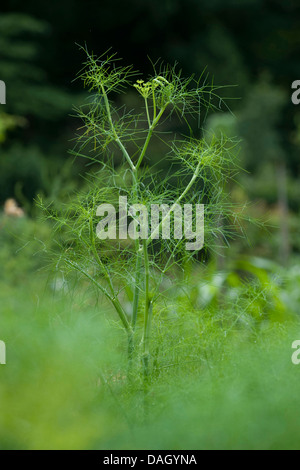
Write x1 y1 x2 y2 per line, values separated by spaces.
1 0 300 450
1 0 300 262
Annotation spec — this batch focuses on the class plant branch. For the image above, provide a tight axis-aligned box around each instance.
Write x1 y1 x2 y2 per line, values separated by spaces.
132 242 143 329
148 158 202 244
135 106 167 171
65 259 131 333
101 84 136 171
142 238 152 367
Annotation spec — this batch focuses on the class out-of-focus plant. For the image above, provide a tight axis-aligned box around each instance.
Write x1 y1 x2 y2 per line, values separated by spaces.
0 113 27 144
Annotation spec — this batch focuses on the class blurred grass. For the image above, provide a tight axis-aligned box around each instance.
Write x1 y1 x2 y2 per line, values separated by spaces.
109 327 300 450
0 278 125 450
1 214 300 450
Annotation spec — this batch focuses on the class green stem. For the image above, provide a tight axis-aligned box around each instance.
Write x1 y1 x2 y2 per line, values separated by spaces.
144 97 151 128
142 238 152 379
89 218 115 293
148 158 202 244
135 106 167 171
152 85 157 122
65 259 131 332
101 84 136 171
130 165 142 330
132 242 142 329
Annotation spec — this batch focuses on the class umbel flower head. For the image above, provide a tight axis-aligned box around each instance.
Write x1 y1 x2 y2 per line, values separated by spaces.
133 76 172 99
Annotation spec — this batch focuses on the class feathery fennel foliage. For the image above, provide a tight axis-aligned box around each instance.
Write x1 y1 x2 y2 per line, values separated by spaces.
39 48 245 383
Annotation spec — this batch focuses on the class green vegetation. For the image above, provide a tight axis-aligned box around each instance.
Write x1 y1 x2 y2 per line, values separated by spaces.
39 51 244 386
0 213 300 450
1 0 300 451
